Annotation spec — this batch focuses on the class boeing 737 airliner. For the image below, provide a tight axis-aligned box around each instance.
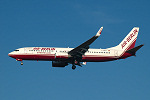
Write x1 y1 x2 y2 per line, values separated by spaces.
8 27 143 69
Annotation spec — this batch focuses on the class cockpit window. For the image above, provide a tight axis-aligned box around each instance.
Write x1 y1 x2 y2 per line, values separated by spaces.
14 50 19 51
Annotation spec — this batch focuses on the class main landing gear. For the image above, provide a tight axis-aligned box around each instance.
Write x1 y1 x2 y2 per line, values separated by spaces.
72 65 76 70
72 60 81 70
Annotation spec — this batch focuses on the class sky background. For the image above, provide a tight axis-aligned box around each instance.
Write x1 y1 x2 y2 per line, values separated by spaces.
0 0 150 100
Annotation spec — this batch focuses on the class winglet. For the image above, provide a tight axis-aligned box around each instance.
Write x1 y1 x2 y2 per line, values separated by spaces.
96 26 103 37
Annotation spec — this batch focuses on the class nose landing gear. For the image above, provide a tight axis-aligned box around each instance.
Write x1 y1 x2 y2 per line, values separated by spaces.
72 65 76 70
16 59 23 65
21 61 23 65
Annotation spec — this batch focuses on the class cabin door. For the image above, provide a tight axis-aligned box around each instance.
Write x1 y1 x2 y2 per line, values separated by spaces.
24 48 27 54
114 50 118 57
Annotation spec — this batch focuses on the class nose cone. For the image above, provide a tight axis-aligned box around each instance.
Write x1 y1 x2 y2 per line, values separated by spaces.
8 52 13 57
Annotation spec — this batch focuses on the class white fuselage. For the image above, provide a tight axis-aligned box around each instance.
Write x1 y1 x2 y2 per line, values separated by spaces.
8 47 128 62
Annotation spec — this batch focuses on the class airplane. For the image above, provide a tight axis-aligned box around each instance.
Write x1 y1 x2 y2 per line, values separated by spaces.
8 27 144 69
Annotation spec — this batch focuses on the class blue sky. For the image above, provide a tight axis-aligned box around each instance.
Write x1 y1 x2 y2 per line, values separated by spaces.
0 0 150 100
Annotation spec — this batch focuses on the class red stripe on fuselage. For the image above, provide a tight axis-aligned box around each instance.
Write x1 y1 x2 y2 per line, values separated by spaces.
9 53 121 62
9 54 61 60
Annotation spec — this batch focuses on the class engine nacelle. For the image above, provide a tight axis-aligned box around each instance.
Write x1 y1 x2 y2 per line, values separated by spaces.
52 61 68 67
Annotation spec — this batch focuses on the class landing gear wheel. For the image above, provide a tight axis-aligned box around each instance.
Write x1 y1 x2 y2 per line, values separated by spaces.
72 65 76 70
21 61 23 65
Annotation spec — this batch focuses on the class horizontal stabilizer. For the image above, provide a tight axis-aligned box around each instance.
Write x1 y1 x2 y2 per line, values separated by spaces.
126 44 144 56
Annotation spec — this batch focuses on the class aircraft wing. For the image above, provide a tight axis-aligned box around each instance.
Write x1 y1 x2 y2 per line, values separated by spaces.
68 27 103 59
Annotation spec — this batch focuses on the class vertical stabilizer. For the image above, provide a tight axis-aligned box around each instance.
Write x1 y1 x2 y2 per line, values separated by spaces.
113 27 139 51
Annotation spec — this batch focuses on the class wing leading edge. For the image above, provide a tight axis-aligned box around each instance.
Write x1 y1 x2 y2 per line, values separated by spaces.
68 27 103 59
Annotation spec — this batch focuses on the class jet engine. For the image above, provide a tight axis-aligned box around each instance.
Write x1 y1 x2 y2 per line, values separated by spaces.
52 61 68 67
